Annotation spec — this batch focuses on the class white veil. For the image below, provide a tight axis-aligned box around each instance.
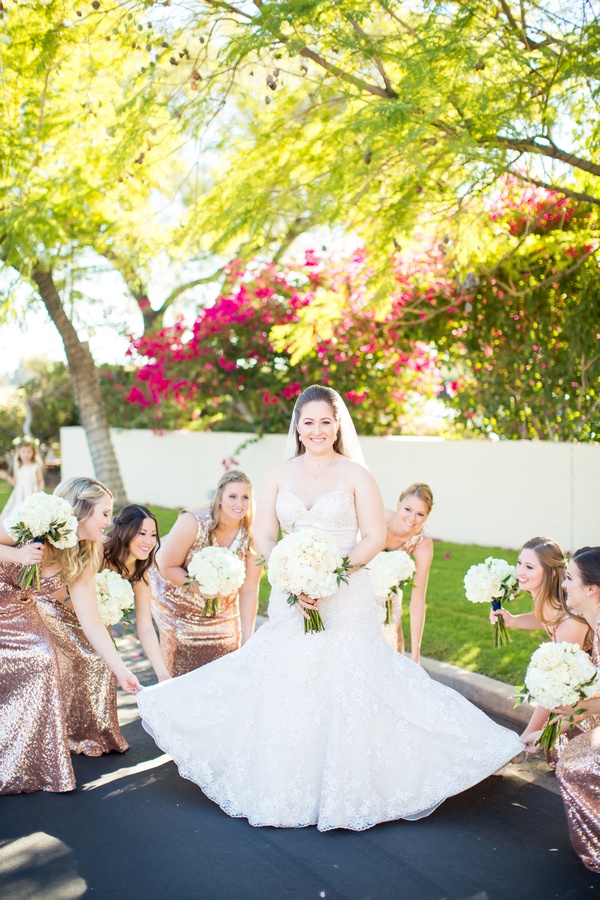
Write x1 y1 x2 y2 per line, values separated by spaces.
283 388 366 467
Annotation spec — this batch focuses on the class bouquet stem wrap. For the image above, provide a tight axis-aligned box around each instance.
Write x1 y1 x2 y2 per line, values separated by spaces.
491 599 512 649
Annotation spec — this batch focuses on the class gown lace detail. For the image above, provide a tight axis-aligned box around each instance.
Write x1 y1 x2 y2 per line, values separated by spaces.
137 490 522 831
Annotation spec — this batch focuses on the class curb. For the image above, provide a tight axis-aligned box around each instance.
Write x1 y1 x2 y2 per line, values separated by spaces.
255 615 533 730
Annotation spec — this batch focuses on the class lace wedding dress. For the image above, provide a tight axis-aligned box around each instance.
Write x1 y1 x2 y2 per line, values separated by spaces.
137 490 522 831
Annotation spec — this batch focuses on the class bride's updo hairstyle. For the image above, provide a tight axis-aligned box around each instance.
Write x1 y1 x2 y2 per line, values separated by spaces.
293 385 348 458
48 476 113 584
521 536 586 630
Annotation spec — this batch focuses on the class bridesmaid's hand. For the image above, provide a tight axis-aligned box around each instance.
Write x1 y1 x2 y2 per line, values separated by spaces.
521 730 542 753
14 543 45 566
118 669 142 694
489 607 515 628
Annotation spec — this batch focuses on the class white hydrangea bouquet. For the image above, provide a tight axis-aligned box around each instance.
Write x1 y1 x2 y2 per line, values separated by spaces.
3 491 79 589
464 556 520 648
516 641 600 750
369 550 416 625
95 569 135 627
186 546 246 616
268 530 353 634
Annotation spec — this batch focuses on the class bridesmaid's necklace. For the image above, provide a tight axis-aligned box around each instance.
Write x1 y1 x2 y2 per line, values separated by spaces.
302 453 336 480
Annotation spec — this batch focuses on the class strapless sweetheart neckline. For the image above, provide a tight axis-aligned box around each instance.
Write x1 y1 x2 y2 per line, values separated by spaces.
277 488 354 513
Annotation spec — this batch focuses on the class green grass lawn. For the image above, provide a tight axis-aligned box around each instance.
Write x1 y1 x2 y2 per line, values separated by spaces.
0 483 541 688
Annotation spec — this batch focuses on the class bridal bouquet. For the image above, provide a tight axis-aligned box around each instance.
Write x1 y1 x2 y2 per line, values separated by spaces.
369 550 416 626
95 569 135 627
186 546 246 616
268 530 352 634
464 556 520 648
517 641 600 750
3 492 79 589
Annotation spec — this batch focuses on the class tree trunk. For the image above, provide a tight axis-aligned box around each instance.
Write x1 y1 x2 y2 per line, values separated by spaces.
31 265 128 509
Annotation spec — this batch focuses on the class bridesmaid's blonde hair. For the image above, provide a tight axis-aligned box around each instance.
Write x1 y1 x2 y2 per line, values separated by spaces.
398 483 434 515
209 470 254 550
47 476 113 584
522 536 588 631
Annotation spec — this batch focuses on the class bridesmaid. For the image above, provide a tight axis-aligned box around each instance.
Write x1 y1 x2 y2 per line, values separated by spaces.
492 536 590 747
152 470 262 677
380 483 434 663
534 547 600 874
0 476 140 794
102 504 170 683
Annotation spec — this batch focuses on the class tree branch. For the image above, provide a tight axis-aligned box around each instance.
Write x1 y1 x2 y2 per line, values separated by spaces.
493 245 599 298
347 17 396 97
510 172 600 207
493 136 600 178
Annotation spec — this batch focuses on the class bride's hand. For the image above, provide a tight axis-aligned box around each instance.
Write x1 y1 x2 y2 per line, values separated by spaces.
296 593 319 620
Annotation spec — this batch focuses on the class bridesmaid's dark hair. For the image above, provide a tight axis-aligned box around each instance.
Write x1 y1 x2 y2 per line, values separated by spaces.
572 547 600 588
292 384 348 458
104 504 160 584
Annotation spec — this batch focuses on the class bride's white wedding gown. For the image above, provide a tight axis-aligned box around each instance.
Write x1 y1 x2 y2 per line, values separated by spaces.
137 490 522 831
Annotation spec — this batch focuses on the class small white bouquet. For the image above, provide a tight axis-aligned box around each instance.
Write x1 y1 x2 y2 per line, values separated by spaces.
268 530 353 634
464 556 520 648
4 491 79 589
369 550 416 626
516 641 600 749
95 569 135 627
186 546 246 616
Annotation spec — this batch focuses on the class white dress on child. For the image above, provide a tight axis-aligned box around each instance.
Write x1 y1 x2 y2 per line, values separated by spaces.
137 489 522 831
2 464 41 515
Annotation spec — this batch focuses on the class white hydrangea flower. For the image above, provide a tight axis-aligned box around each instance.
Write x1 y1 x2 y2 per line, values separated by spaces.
95 569 135 627
464 557 519 605
525 641 600 709
369 550 416 599
187 546 246 597
268 530 342 600
4 492 78 549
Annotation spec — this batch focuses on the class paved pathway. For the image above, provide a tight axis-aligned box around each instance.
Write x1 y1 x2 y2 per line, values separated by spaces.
1 635 598 899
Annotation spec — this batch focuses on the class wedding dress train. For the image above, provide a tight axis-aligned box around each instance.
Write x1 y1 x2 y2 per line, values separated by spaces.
137 490 522 831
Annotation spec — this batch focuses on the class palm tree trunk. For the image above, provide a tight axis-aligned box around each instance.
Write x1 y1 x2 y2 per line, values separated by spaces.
31 265 128 509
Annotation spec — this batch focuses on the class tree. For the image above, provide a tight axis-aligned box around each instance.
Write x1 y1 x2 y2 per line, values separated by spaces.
0 0 200 504
422 185 600 440
127 251 445 433
137 0 600 283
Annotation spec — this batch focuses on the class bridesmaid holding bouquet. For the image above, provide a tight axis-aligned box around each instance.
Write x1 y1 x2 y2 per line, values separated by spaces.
380 483 434 662
151 470 262 676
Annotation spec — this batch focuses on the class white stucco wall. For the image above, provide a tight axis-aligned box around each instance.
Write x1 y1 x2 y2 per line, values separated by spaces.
60 427 599 551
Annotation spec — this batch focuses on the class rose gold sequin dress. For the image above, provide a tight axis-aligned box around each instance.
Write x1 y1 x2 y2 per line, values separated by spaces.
37 595 128 756
556 626 600 873
0 563 74 794
151 509 250 677
379 527 429 652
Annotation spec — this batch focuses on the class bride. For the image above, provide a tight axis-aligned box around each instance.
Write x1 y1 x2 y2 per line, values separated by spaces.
137 384 523 831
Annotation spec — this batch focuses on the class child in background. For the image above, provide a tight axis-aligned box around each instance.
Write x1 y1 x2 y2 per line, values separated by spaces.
0 436 45 515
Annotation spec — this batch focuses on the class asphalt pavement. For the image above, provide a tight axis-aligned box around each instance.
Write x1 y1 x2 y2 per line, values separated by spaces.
1 632 598 900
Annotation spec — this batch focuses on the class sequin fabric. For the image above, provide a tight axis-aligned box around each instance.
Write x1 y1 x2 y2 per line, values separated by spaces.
380 527 429 652
37 595 128 756
0 563 74 793
151 509 250 677
556 625 600 872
